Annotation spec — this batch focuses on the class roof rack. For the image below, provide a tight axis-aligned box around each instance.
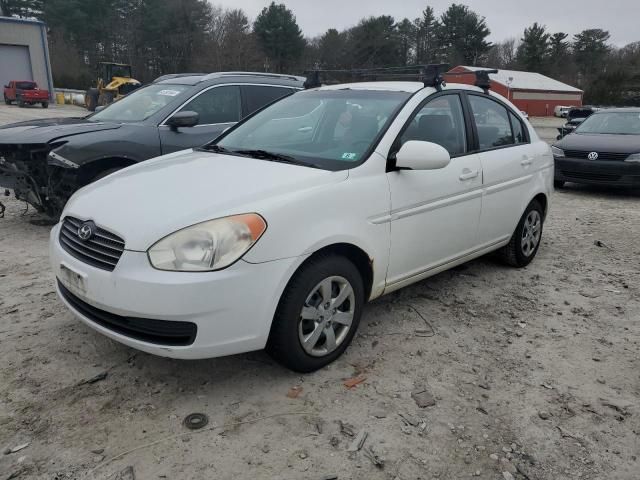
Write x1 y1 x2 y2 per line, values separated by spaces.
445 69 498 93
303 64 450 90
153 73 206 83
202 71 305 82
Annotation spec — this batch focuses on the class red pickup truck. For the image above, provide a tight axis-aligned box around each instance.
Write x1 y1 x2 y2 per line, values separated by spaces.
3 80 50 108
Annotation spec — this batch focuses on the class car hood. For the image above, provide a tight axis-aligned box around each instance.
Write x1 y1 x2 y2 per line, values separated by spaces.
63 149 348 251
556 133 640 153
0 117 121 145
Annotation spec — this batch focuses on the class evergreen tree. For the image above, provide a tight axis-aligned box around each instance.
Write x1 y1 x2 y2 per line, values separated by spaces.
253 2 306 72
516 22 550 72
436 4 491 65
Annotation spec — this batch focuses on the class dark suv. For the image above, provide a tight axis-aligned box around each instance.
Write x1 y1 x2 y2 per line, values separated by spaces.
0 72 304 216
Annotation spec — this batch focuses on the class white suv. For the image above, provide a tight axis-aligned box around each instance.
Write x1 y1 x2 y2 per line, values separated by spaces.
50 75 553 372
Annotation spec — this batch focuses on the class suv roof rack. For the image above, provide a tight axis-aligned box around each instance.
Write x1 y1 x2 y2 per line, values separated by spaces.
445 69 498 93
153 73 206 83
201 71 304 82
303 64 450 90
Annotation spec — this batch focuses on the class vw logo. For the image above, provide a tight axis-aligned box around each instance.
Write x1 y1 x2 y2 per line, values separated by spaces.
77 221 95 241
587 151 599 160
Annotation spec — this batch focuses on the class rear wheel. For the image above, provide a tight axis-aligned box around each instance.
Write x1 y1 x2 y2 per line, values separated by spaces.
267 254 365 372
498 200 544 268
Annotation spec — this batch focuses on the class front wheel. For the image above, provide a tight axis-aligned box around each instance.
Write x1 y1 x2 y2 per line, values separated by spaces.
498 200 544 268
18 100 25 108
4 96 10 105
42 102 49 108
267 254 365 372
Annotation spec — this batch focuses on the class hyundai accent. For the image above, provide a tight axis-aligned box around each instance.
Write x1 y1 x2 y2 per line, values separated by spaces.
50 72 553 372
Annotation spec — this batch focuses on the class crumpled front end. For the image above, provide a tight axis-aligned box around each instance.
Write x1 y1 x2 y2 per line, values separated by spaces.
0 143 79 217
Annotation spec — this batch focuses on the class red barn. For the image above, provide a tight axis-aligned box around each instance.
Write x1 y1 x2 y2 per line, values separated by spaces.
445 66 583 117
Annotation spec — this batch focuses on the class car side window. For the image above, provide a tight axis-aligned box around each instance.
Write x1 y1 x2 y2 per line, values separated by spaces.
399 94 467 156
178 85 241 125
509 111 526 144
241 85 294 117
468 95 515 149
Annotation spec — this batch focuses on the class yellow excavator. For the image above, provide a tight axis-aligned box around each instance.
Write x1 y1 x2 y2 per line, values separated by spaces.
85 62 142 111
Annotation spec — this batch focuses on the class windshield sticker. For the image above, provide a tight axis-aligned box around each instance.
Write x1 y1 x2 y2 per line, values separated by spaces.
157 90 181 97
341 152 357 160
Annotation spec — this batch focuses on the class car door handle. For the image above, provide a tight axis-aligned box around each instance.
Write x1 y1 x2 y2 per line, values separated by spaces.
297 126 312 132
459 169 479 181
521 157 533 166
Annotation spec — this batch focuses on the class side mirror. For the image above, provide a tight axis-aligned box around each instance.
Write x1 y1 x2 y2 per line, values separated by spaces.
167 111 199 130
395 140 451 171
94 105 106 113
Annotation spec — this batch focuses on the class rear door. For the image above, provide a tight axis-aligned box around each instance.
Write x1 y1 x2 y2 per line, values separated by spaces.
465 93 534 245
159 85 241 154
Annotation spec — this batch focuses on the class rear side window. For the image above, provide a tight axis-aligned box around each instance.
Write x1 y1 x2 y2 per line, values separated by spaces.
468 95 515 149
179 85 241 125
241 85 294 116
509 111 526 144
399 94 467 156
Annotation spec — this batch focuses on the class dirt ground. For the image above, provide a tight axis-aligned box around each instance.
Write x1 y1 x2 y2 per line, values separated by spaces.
0 111 638 480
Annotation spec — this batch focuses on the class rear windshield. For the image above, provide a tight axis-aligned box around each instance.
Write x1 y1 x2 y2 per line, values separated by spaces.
16 82 36 90
575 112 640 135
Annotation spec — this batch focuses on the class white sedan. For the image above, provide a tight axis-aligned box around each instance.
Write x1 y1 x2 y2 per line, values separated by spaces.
50 79 553 372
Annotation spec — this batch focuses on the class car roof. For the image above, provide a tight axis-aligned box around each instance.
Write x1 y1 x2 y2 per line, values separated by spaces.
593 107 640 114
154 72 305 87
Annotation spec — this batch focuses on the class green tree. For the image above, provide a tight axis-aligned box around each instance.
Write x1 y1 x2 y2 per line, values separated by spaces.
573 28 610 75
253 2 306 72
348 16 401 68
414 6 439 63
397 18 417 65
317 28 349 68
0 0 43 18
436 4 491 65
516 22 550 72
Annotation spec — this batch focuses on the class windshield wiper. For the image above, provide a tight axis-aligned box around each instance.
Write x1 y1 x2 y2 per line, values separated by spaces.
202 144 231 154
231 149 318 168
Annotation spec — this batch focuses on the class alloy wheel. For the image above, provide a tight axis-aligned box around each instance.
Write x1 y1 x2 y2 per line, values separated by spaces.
521 210 541 257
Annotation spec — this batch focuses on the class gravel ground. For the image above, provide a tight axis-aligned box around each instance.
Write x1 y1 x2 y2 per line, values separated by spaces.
0 103 85 125
0 109 638 480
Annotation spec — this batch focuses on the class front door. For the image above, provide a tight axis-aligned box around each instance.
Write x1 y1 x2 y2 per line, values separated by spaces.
159 85 241 154
386 93 482 287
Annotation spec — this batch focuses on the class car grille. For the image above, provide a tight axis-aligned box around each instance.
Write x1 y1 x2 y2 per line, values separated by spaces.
563 150 629 161
57 280 197 346
59 216 125 271
561 170 621 182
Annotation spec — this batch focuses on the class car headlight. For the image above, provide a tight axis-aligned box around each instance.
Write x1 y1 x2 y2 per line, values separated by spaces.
551 146 565 157
625 153 640 163
148 213 267 271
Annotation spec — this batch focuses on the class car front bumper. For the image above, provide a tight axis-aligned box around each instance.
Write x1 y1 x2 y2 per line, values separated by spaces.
554 157 640 187
49 223 304 359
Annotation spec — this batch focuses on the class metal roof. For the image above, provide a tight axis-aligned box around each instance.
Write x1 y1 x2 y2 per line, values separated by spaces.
458 66 583 93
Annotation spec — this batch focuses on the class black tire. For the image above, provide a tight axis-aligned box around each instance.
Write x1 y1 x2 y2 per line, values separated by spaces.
498 200 544 268
85 88 99 112
18 100 25 108
4 96 10 105
42 102 49 108
554 180 565 189
267 254 365 372
98 91 114 107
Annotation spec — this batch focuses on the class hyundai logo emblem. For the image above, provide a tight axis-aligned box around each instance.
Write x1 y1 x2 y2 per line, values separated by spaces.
77 221 95 241
587 151 599 160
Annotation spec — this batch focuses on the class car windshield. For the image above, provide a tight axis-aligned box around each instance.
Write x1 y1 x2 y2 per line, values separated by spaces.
16 82 36 90
213 89 411 169
89 84 189 123
575 112 640 135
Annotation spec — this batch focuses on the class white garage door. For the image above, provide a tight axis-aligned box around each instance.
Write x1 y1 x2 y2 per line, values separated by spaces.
0 44 33 89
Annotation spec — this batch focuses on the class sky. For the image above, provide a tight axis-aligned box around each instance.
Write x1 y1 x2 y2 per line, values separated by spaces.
209 0 638 47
